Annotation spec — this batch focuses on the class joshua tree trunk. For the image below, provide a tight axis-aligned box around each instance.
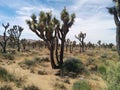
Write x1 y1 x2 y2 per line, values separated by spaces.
17 39 20 52
114 11 120 55
116 28 120 55
50 47 58 69
59 39 65 66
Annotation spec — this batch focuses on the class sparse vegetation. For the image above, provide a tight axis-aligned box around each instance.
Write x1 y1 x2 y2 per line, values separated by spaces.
23 85 40 90
54 83 67 90
0 67 15 81
72 80 91 90
2 53 15 60
0 85 12 90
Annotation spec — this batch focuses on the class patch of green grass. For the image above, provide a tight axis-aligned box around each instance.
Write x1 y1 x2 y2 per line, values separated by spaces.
106 62 120 90
98 65 107 75
72 80 91 90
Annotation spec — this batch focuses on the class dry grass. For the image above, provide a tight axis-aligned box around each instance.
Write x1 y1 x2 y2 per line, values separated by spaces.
0 47 118 90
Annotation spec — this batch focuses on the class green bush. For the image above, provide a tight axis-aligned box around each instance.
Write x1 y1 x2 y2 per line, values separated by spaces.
98 65 106 75
62 57 84 74
106 62 120 90
72 80 91 90
24 60 36 66
0 85 12 90
0 67 15 81
22 85 40 90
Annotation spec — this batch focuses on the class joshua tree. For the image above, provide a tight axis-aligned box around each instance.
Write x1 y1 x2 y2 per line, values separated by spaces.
8 25 23 52
0 23 9 53
75 32 86 53
72 40 77 51
26 11 59 69
21 39 27 50
107 1 120 55
26 8 75 69
58 7 75 65
97 40 101 49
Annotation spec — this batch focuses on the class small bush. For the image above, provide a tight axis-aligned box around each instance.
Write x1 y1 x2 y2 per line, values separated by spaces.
3 53 15 60
24 60 35 66
0 67 15 81
72 80 91 90
19 57 49 68
23 85 40 90
98 65 106 75
0 85 12 90
54 83 66 90
111 48 117 51
62 57 84 74
106 62 120 90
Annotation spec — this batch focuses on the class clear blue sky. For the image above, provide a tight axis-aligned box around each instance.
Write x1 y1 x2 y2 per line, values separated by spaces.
0 0 116 44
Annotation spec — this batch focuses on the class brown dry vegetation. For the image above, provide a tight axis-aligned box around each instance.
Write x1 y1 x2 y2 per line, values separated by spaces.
0 47 118 90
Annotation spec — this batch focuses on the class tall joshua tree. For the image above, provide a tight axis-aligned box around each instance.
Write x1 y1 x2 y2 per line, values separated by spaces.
26 8 75 69
0 23 9 53
107 0 120 55
75 32 86 53
58 8 75 66
8 25 23 52
26 11 60 69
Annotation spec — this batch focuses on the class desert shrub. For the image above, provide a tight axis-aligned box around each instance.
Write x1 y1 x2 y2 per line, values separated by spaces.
22 85 40 90
3 53 14 60
72 80 91 90
19 57 49 68
98 65 106 75
106 62 120 90
62 57 84 74
24 59 36 66
111 48 117 51
54 83 66 90
0 67 15 81
0 85 12 90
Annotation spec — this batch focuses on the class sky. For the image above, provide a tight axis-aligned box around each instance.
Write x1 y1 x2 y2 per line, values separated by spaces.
0 0 117 44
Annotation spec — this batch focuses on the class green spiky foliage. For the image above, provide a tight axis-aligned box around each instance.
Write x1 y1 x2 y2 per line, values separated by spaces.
8 25 23 52
26 8 75 69
0 23 10 53
75 32 86 53
107 2 120 55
